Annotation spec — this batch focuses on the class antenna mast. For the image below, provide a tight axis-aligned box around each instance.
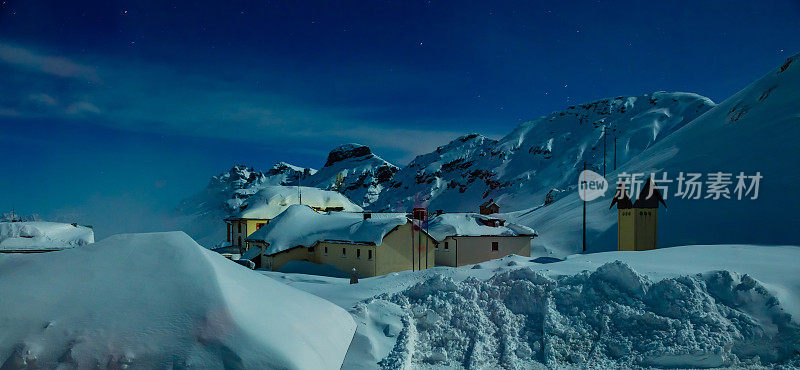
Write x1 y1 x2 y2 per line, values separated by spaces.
582 161 587 253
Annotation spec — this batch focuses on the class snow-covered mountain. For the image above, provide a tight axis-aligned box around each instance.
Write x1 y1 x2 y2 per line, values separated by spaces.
305 143 398 207
369 92 714 212
175 93 712 247
514 53 800 255
177 55 798 251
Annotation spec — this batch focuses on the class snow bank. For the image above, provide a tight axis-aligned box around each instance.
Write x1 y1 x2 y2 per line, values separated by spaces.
370 262 800 368
236 185 362 219
426 213 536 242
0 231 355 369
248 205 407 255
0 221 93 251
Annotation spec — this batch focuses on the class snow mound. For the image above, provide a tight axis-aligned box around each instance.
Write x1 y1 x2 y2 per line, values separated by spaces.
0 231 355 369
371 261 800 368
0 221 93 251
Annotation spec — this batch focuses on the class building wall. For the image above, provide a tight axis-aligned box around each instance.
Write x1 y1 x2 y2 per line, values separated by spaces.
617 210 635 251
316 242 377 277
434 236 458 266
262 244 314 271
375 222 435 275
437 235 531 267
633 208 658 251
254 221 436 277
229 219 269 248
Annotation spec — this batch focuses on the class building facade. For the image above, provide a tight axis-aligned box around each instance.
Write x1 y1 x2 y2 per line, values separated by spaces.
610 178 666 251
435 235 533 267
248 221 436 277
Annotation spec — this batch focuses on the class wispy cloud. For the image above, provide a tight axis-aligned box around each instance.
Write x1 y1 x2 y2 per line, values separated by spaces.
0 41 488 164
0 43 100 82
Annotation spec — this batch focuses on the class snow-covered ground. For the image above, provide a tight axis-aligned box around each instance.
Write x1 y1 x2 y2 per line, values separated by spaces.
0 221 94 252
259 244 800 369
0 231 355 369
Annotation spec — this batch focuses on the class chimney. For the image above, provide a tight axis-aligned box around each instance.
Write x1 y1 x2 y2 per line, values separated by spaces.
412 207 427 221
363 213 371 220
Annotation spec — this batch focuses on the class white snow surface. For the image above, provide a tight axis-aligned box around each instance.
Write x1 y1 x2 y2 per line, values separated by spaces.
0 221 93 251
426 213 536 242
247 205 407 255
259 244 800 369
235 185 362 219
0 231 355 369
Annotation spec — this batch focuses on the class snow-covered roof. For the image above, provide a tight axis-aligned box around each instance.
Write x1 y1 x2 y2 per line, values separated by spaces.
0 221 94 252
232 185 362 219
247 205 410 255
426 213 536 242
0 231 355 368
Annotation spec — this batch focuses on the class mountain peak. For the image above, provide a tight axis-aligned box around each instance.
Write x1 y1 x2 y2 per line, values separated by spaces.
324 143 373 167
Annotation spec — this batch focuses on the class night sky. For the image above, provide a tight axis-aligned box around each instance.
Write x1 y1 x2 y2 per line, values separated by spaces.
0 1 798 235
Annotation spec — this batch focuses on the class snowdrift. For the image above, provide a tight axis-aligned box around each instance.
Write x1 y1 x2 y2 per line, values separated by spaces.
370 262 800 368
0 231 355 369
0 221 93 252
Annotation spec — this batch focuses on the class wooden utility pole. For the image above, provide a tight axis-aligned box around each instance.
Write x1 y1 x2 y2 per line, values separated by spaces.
582 161 587 253
603 126 607 177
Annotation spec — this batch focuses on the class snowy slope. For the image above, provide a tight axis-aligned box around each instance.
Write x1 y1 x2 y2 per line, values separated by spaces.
0 221 93 251
369 92 713 212
512 54 800 256
259 244 800 369
306 143 399 207
174 164 315 247
0 231 355 369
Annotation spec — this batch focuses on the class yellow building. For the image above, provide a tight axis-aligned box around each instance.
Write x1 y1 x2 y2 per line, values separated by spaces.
428 213 536 267
610 178 666 251
243 205 436 277
223 185 363 252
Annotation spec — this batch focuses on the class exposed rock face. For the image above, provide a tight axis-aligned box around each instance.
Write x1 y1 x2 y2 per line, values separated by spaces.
324 144 373 167
311 144 398 207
